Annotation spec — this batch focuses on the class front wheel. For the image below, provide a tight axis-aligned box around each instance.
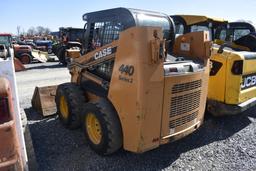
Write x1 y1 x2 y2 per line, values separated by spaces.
19 54 31 64
82 100 123 155
57 46 67 66
55 83 87 129
47 48 53 54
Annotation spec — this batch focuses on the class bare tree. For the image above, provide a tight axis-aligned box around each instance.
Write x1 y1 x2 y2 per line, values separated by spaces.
17 26 21 36
36 26 45 36
21 28 26 36
44 27 51 35
27 27 36 36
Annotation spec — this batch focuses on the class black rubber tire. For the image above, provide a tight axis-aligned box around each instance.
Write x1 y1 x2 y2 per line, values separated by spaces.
53 45 60 56
47 48 53 54
82 99 123 155
19 54 31 64
57 46 67 65
55 83 87 129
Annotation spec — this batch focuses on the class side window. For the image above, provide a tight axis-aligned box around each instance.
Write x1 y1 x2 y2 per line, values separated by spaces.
175 24 184 35
219 30 227 41
190 25 212 40
234 29 250 40
102 22 124 45
90 21 124 51
190 25 210 32
92 22 105 49
90 60 114 81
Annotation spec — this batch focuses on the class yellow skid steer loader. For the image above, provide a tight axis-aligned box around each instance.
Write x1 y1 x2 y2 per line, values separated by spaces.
33 8 211 155
171 15 256 116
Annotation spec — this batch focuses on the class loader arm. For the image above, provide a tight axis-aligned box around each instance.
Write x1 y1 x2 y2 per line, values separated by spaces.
69 41 118 89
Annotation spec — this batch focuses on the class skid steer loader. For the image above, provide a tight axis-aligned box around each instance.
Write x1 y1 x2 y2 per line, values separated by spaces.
55 27 84 65
53 8 211 155
171 15 256 116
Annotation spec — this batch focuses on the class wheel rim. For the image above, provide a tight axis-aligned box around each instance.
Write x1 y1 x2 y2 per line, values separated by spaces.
20 55 30 64
60 95 69 119
86 113 102 145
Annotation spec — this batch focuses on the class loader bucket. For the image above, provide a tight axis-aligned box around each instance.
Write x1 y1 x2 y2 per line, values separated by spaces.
0 77 23 170
31 50 48 63
31 86 57 116
14 58 26 72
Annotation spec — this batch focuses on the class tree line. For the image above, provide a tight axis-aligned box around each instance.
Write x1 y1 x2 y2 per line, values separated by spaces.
17 26 51 36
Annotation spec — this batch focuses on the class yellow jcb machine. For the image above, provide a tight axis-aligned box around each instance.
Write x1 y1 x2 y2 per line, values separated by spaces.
171 15 256 116
55 8 211 155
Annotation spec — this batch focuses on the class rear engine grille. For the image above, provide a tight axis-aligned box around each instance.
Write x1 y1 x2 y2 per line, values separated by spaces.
169 79 202 129
172 80 202 94
170 90 201 117
169 111 198 128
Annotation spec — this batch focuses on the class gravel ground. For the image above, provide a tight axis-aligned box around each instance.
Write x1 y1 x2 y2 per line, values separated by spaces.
16 61 256 171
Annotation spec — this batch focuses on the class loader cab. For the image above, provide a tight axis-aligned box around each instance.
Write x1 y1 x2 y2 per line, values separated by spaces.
171 15 227 40
0 34 12 48
215 22 256 42
82 8 175 53
0 34 13 58
59 27 84 43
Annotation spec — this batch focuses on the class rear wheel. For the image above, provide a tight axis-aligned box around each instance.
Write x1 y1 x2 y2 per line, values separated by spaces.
47 48 53 54
55 83 87 129
19 54 31 64
57 46 67 65
86 112 102 145
82 100 123 155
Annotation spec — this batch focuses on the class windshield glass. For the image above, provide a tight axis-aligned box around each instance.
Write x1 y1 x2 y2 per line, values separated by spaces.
234 29 251 40
190 25 213 40
216 28 252 41
0 36 11 47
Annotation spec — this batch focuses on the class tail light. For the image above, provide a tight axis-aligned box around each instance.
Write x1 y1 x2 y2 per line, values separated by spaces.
231 60 243 75
0 97 10 123
169 67 178 72
210 60 223 76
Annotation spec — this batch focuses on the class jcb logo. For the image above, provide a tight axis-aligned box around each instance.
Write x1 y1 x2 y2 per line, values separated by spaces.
241 74 256 90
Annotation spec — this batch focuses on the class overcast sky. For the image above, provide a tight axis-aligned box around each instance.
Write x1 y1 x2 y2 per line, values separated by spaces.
1 0 256 34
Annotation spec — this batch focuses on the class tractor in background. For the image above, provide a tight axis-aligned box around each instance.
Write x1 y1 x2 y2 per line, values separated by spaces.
13 44 49 64
22 40 47 52
13 45 33 64
34 40 53 54
54 27 84 65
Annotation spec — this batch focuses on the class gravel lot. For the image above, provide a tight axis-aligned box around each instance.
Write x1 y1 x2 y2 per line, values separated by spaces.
16 61 256 171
